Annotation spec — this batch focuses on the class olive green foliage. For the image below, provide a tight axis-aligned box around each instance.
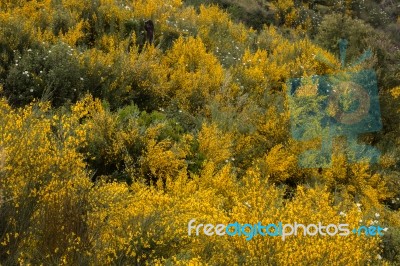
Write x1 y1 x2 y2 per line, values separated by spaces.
5 43 83 107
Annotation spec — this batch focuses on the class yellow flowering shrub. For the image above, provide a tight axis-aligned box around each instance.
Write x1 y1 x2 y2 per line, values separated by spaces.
0 0 398 265
198 122 232 165
141 138 187 182
0 94 394 265
0 97 93 263
269 0 297 27
132 0 182 20
163 36 224 112
196 5 254 65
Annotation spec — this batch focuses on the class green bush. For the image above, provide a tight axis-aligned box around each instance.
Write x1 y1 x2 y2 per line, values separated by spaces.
0 17 35 84
382 225 400 263
315 14 400 90
4 42 84 107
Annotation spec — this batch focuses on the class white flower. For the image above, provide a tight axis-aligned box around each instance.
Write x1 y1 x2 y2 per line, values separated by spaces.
339 211 346 217
40 71 43 74
383 227 388 232
359 219 363 222
80 77 84 81
27 49 32 52
179 110 182 113
375 213 380 218
376 254 382 260
356 203 362 207
30 89 33 92
243 202 251 208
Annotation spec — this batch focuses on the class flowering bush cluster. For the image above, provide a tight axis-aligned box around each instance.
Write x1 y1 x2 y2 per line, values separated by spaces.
0 0 399 265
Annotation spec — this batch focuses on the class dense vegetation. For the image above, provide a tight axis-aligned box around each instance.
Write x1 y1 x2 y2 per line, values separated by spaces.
0 0 399 265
